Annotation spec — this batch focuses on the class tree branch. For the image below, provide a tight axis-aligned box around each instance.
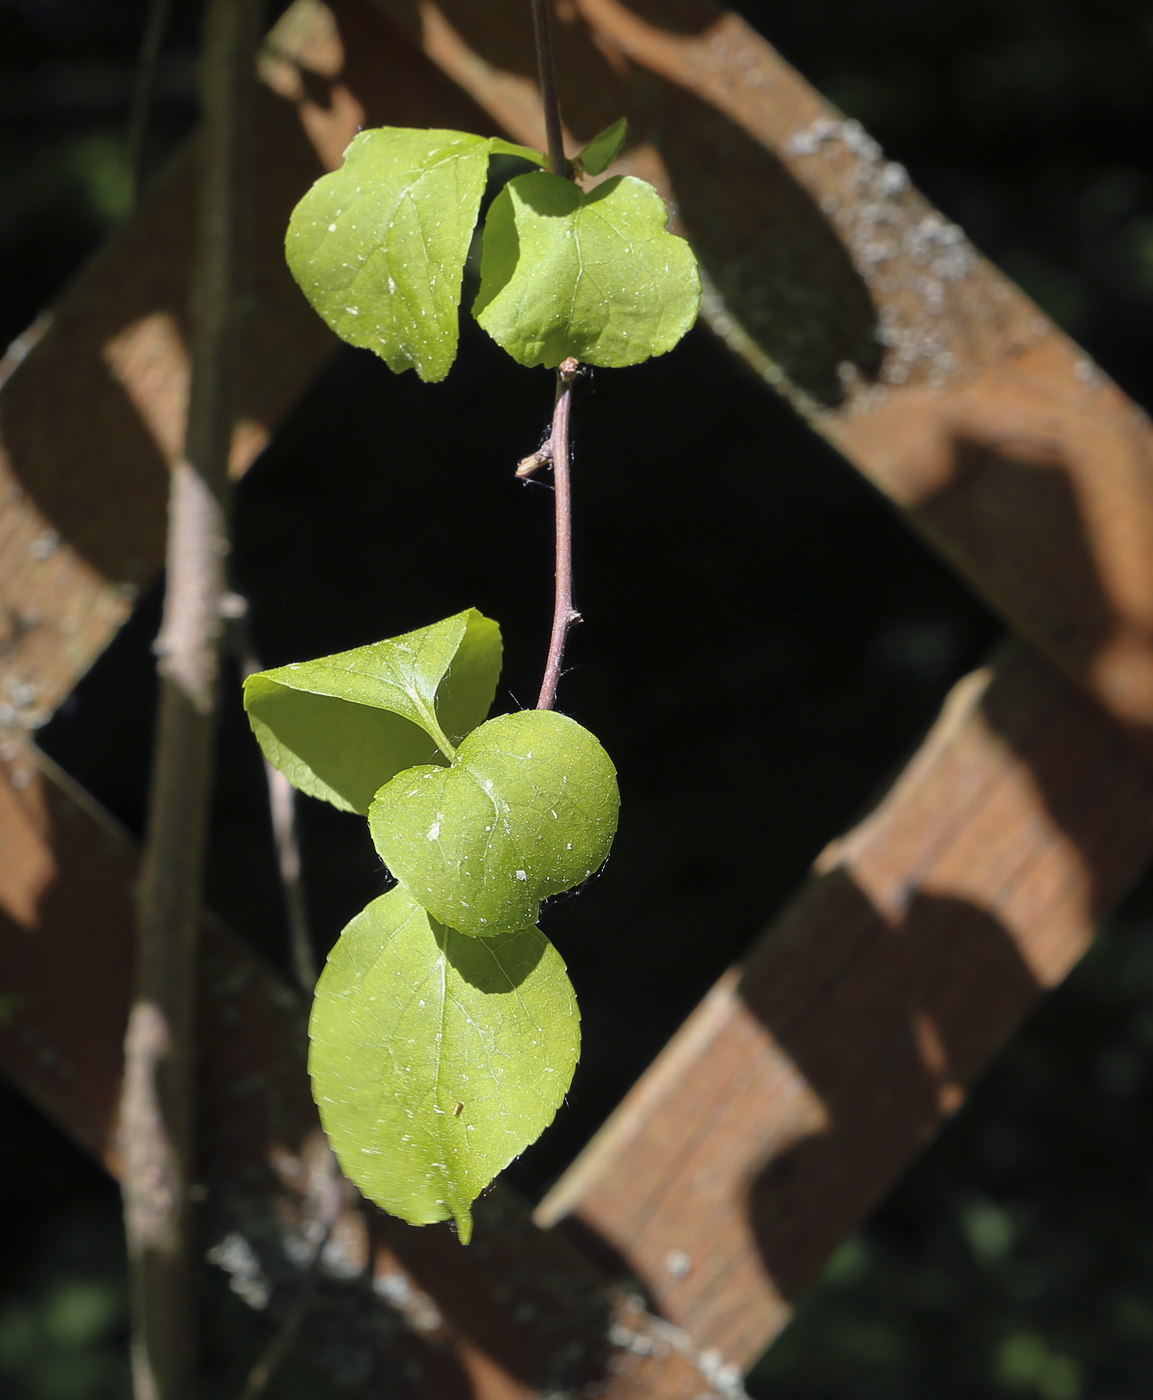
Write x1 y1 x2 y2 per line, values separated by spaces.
536 358 581 711
118 2 262 1397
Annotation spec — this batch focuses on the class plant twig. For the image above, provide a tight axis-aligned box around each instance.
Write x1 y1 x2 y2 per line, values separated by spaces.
118 2 261 1397
127 0 176 208
233 622 318 992
536 358 581 711
530 0 572 180
262 757 318 990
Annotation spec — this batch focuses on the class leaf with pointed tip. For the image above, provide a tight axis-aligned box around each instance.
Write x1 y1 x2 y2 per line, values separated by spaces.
244 610 501 814
308 886 579 1242
287 128 545 382
369 710 619 937
575 116 628 176
474 171 700 369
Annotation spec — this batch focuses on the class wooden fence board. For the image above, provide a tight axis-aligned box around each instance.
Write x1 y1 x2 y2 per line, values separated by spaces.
3 0 1153 1391
0 0 499 724
368 0 1153 755
0 741 730 1399
537 641 1153 1366
6 639 1151 1387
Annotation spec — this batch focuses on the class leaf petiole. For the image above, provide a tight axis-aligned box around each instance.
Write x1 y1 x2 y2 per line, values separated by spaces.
419 706 458 764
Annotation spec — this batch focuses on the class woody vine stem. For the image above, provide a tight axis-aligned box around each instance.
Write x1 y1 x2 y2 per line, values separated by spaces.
530 0 580 712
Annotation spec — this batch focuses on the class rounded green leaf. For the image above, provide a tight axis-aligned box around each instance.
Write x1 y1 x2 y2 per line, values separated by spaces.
308 886 579 1242
244 609 501 814
473 172 701 368
286 129 542 383
369 710 619 936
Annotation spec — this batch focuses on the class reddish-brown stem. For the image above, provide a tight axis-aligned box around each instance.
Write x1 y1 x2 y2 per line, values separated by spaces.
537 358 581 711
529 1 580 710
530 0 572 180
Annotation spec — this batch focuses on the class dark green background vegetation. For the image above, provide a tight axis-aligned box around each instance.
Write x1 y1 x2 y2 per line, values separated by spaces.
2 1 1153 1396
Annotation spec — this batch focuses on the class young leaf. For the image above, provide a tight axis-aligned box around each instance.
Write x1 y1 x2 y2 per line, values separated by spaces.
474 172 700 369
369 710 619 937
286 128 545 382
244 610 501 814
575 116 628 177
308 886 579 1243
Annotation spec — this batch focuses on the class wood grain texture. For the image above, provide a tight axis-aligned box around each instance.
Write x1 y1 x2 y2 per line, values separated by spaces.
3 0 1153 1391
537 641 1153 1367
0 0 496 734
0 742 729 1400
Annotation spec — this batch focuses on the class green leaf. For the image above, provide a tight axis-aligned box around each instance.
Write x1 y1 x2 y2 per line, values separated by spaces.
474 172 700 369
308 886 579 1242
244 610 501 814
369 710 619 937
286 128 545 382
575 117 628 177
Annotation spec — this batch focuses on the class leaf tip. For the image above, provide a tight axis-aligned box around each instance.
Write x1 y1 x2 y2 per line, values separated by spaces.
453 1203 474 1245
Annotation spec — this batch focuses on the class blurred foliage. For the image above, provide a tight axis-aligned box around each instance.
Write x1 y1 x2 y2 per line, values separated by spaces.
0 1083 130 1400
0 1251 129 1400
2 1 1153 1398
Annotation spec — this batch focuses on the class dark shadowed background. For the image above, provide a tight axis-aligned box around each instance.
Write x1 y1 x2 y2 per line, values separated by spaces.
3 1 1153 1396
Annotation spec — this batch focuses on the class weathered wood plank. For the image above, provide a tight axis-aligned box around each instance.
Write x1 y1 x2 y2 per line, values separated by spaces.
3 0 1153 1389
6 0 1153 757
368 0 1153 754
0 0 500 726
0 739 729 1399
536 641 1153 1367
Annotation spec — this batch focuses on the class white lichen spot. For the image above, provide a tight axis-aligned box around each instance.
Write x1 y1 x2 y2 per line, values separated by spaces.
328 223 337 232
427 820 441 840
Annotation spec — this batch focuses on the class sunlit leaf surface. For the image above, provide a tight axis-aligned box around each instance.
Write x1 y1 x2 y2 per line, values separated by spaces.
475 171 700 368
309 887 579 1241
369 710 619 937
